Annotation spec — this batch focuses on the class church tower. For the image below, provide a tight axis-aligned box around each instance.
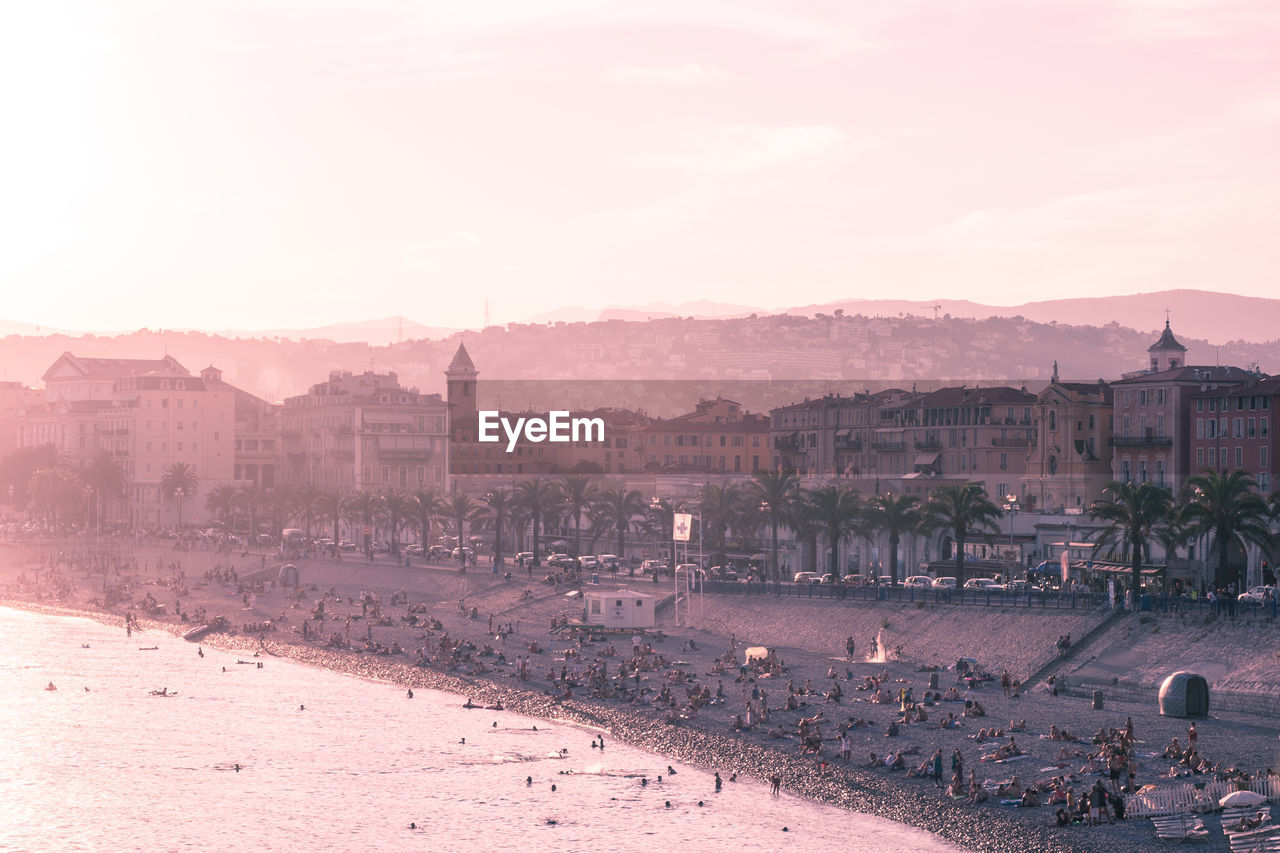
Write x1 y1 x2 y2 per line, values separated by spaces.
445 343 478 440
1147 319 1187 372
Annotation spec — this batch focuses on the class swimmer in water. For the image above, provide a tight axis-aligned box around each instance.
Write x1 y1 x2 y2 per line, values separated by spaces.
46 682 57 691
234 764 241 772
668 765 677 775
407 689 413 698
198 647 203 658
526 776 532 786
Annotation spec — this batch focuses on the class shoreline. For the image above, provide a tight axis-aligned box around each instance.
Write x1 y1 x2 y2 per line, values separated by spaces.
3 596 1092 853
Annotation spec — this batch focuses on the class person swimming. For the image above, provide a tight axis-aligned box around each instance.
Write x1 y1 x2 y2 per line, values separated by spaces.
45 682 57 691
667 765 677 775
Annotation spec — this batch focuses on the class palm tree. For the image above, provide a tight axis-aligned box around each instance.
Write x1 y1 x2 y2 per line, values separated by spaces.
592 487 647 559
205 482 240 531
558 476 598 557
515 478 559 566
1086 481 1175 597
411 487 443 550
748 469 799 581
919 483 1003 587
84 450 125 530
314 488 349 549
344 490 384 555
237 485 267 540
293 485 325 539
699 483 746 568
160 462 199 530
445 492 476 565
1179 471 1272 590
382 490 417 557
864 492 921 586
477 488 514 568
802 484 862 579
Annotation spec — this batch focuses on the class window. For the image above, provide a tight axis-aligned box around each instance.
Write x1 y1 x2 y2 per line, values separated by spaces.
1196 447 1204 468
999 452 1007 470
1157 389 1165 405
1048 411 1056 431
1236 447 1243 468
1196 399 1203 413
1139 460 1148 483
1208 448 1216 467
1195 419 1204 439
1234 418 1245 439
1263 417 1270 438
1248 418 1256 438
1139 390 1148 406
1122 459 1131 482
1261 446 1269 468
1261 472 1271 493
1156 459 1165 487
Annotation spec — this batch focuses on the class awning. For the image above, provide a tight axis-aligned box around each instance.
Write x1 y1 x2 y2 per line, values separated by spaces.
914 452 940 467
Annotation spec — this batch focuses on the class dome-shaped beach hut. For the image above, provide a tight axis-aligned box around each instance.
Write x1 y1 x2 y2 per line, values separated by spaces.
1158 671 1210 718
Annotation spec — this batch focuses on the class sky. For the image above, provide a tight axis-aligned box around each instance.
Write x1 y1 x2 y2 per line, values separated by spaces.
1 0 1278 332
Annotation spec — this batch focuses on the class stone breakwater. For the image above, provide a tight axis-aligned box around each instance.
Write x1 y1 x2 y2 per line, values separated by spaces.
4 600 1129 853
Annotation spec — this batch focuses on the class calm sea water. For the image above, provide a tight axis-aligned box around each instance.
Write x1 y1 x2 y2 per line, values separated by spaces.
0 607 962 853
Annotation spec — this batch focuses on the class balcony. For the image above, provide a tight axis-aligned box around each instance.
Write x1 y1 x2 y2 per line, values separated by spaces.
835 436 862 451
914 439 942 451
774 435 800 452
871 440 907 452
1109 434 1173 447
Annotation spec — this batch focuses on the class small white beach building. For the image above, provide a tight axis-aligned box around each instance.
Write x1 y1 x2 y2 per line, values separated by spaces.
583 588 655 630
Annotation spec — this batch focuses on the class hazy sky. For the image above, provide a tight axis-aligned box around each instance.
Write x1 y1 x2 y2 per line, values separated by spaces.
2 1 1277 332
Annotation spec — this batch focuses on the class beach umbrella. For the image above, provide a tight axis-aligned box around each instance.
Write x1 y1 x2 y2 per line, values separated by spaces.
1219 790 1266 808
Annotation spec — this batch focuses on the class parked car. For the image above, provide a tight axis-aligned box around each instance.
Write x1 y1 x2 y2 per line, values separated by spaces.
964 578 1002 591
547 554 578 569
598 554 620 570
338 540 357 552
1004 580 1029 593
452 547 475 561
818 573 837 584
792 571 820 584
578 555 600 570
903 575 933 589
931 577 957 590
843 574 870 587
404 544 424 556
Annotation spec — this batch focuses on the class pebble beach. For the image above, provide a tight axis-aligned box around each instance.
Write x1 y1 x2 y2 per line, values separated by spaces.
5 541 1278 853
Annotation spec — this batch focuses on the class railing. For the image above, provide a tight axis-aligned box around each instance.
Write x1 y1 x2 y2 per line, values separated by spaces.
1024 600 1120 681
1109 435 1173 446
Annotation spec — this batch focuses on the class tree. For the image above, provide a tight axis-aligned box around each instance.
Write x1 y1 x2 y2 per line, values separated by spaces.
1086 481 1174 597
344 490 384 555
477 488 514 568
293 485 325 539
864 492 921 586
445 492 476 566
28 466 83 530
411 487 443 550
919 483 1003 587
802 484 862 579
160 462 199 530
84 450 125 530
558 476 598 557
698 483 746 568
1179 471 1272 590
314 488 349 549
237 485 267 540
591 488 647 559
205 483 240 531
381 490 417 557
748 469 799 581
515 478 559 566
0 444 59 509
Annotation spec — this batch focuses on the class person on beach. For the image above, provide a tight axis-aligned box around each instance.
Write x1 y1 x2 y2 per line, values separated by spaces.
770 774 781 796
715 772 722 792
931 749 944 788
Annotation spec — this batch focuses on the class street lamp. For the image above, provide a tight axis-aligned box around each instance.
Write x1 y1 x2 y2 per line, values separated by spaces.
1003 494 1019 570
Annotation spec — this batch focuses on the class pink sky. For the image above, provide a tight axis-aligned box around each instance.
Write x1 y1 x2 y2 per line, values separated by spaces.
1 1 1277 331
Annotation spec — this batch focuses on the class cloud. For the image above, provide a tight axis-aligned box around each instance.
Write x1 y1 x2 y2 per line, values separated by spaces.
628 124 849 173
606 63 728 85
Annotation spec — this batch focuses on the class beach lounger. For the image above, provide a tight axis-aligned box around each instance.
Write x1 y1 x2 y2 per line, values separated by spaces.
1151 815 1208 843
1228 826 1280 853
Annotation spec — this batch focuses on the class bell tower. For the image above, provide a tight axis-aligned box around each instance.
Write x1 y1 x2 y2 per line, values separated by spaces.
446 343 478 439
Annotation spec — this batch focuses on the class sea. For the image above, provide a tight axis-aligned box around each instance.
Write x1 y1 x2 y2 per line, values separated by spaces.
0 606 963 852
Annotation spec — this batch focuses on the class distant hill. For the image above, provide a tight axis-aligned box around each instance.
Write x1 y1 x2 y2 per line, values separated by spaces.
784 289 1280 346
197 316 460 346
515 289 1279 347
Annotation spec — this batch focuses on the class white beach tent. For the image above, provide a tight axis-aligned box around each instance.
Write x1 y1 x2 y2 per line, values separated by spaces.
1158 671 1210 718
